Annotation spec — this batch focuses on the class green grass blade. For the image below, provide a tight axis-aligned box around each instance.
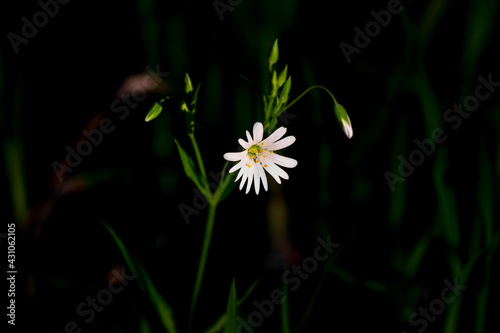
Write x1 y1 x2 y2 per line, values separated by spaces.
138 263 179 333
174 138 206 195
203 279 260 333
101 220 179 333
100 220 144 291
225 278 238 333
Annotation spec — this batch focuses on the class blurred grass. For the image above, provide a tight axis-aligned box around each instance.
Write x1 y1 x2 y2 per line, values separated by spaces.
102 220 179 333
2 0 499 332
1 48 28 225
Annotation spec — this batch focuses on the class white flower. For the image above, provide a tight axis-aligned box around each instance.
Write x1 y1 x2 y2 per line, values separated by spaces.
223 122 297 194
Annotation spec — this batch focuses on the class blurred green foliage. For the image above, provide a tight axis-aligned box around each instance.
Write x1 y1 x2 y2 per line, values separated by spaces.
1 0 499 332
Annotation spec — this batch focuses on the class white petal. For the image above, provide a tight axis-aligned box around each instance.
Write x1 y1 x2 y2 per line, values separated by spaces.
253 165 260 195
258 163 268 192
263 164 281 184
239 167 248 190
265 161 289 181
236 156 250 183
229 159 244 173
261 127 286 146
235 165 245 181
238 139 250 149
267 153 298 168
252 122 264 143
265 136 296 151
342 119 353 139
245 167 254 194
246 130 253 143
224 151 246 161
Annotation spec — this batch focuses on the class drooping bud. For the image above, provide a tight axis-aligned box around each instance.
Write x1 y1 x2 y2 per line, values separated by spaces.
334 103 353 139
145 101 163 122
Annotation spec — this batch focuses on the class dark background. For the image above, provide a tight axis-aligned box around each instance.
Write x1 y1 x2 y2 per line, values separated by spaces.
1 0 499 332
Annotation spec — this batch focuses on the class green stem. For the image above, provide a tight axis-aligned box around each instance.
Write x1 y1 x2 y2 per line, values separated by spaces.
281 280 291 333
189 201 218 332
218 161 229 190
188 133 208 191
281 85 338 114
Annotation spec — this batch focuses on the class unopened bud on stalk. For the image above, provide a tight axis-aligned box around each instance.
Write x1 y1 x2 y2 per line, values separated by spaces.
279 76 292 104
277 65 288 88
185 73 193 94
271 70 278 96
268 39 279 72
145 101 163 122
334 103 353 139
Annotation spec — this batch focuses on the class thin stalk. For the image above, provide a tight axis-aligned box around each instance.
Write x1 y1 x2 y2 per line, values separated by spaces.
281 85 338 114
218 161 229 191
189 201 218 332
188 133 208 187
281 280 291 333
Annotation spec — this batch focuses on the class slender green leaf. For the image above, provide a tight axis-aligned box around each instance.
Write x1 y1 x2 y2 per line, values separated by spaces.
101 220 179 333
204 280 260 333
174 138 205 195
225 278 238 333
138 263 179 333
100 220 144 291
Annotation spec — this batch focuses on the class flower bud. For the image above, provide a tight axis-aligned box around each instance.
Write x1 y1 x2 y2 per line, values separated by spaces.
271 70 278 96
268 39 279 72
277 65 288 88
185 73 193 94
145 101 163 122
279 76 292 104
334 103 353 139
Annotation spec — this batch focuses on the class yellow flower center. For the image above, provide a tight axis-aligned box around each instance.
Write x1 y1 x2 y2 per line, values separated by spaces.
247 144 263 158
